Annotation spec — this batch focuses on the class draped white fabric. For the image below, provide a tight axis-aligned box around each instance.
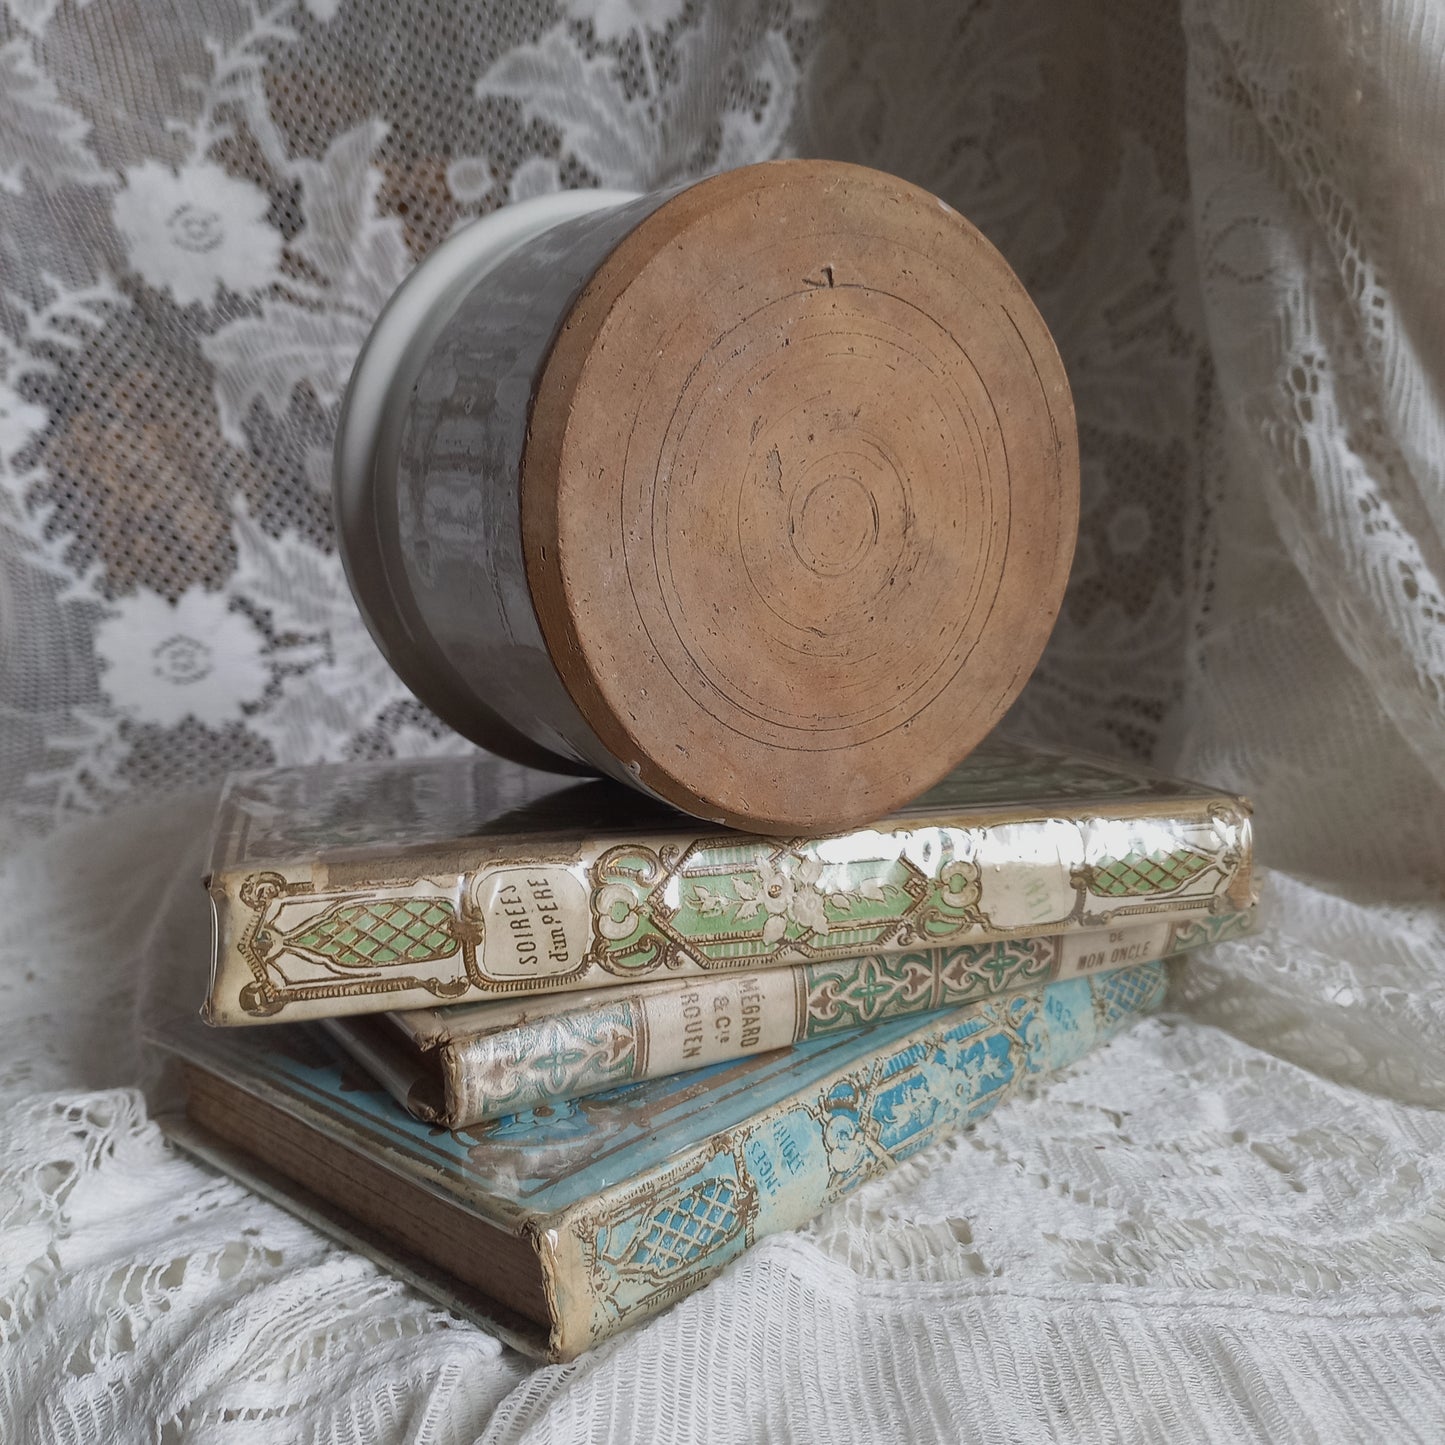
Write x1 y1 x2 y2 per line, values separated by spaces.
2 0 1442 1439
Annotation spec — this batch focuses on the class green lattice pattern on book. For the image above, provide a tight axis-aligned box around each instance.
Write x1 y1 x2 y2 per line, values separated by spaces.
1091 847 1212 898
288 898 456 966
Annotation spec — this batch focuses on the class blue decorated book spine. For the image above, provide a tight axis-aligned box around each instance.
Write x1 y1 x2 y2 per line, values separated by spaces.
160 961 1167 1358
541 962 1164 1355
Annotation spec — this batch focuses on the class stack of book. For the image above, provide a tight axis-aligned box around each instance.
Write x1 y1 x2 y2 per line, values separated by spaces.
154 737 1255 1359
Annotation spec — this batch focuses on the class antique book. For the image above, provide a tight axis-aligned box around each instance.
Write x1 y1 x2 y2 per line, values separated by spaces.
203 738 1253 1025
158 961 1166 1360
327 907 1256 1125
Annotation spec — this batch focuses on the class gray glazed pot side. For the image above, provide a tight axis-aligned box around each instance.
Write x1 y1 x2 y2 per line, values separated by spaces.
335 188 661 785
391 195 674 784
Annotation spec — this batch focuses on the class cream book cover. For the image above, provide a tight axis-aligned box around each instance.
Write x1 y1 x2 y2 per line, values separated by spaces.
203 738 1253 1025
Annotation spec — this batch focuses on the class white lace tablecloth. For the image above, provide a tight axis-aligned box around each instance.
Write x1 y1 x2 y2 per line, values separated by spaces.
2 0 1443 1439
4 814 1444 1442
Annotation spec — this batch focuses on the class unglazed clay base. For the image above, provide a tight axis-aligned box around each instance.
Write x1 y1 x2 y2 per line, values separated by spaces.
523 163 1078 831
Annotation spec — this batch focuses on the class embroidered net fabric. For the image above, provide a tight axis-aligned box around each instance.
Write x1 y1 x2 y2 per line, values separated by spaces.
2 0 1443 1439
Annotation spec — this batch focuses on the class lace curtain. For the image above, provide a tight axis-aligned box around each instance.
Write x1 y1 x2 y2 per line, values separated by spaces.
2 0 1442 1439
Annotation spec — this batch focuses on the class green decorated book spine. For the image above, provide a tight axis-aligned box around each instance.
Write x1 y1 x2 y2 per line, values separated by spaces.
332 907 1255 1125
204 743 1252 1025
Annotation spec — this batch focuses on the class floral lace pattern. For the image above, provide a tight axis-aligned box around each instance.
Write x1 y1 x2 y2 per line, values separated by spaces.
0 0 1225 839
2 0 1443 1438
